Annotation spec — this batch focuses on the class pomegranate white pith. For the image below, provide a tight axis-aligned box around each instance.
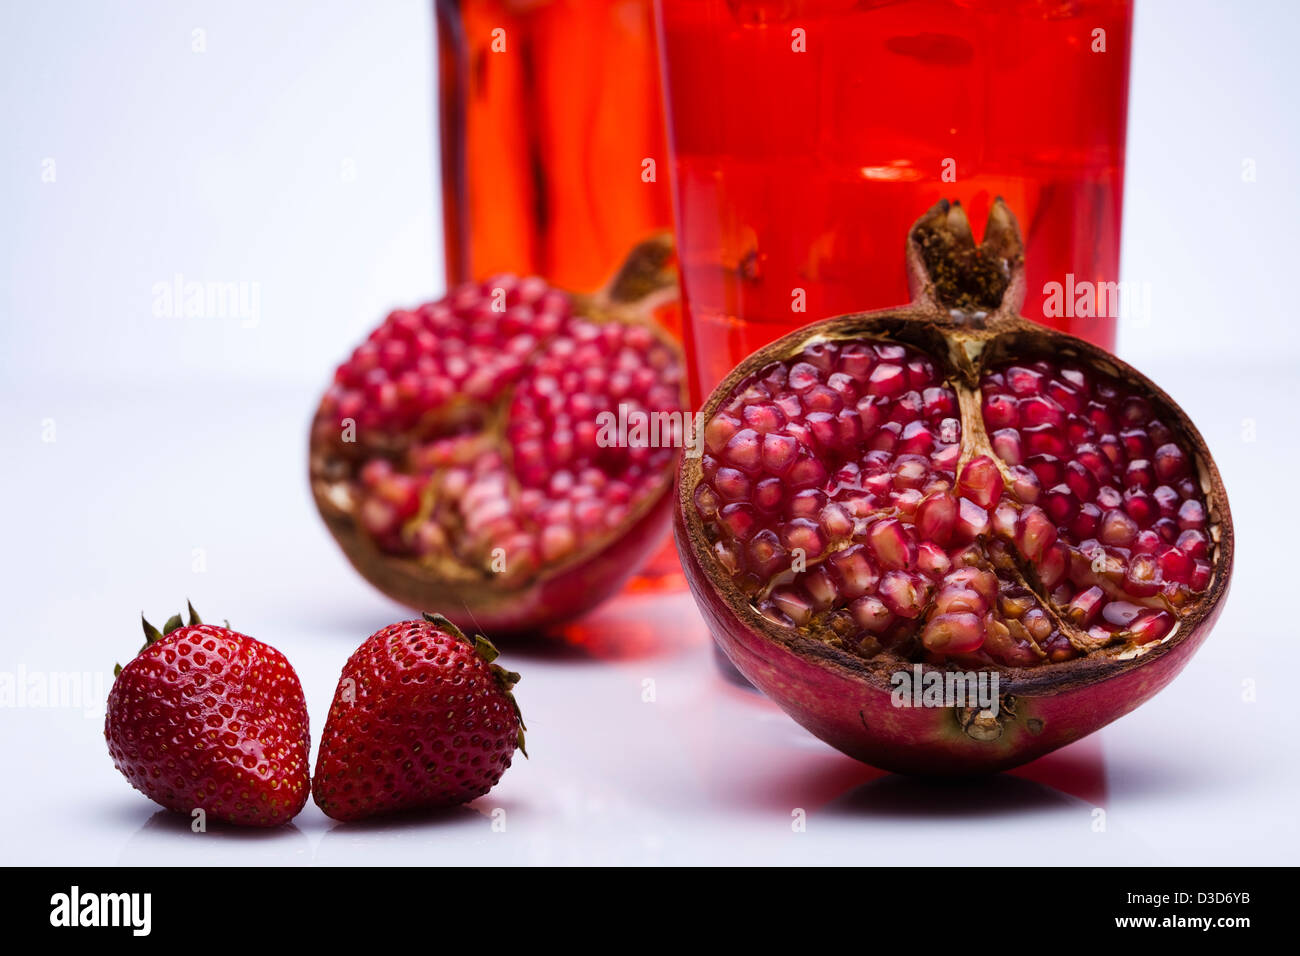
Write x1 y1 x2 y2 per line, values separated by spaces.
311 243 685 635
676 200 1232 773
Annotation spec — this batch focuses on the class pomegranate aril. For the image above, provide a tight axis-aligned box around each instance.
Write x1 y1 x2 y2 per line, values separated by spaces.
1044 485 1078 524
1020 395 1066 428
1130 610 1174 644
850 595 893 633
983 393 1019 429
1038 543 1068 589
957 456 1004 508
1016 506 1057 563
753 477 784 512
1178 498 1206 529
831 546 879 598
771 588 813 626
724 429 762 471
1124 552 1162 597
719 503 758 541
915 492 957 545
1154 443 1188 481
1190 559 1212 591
934 584 986 615
747 530 787 578
1157 546 1191 584
954 497 991 542
990 429 1022 464
878 570 928 618
782 518 826 559
1005 366 1044 396
916 541 951 579
868 518 916 570
922 613 985 653
1066 586 1106 626
867 363 906 397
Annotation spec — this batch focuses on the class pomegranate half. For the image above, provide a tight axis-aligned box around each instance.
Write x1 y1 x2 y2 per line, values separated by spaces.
675 200 1233 774
312 238 685 635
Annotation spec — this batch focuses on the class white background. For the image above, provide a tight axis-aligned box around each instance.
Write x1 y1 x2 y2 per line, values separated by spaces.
1 0 1297 865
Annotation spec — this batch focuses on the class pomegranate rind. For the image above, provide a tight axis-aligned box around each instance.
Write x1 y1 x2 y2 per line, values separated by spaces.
675 200 1233 773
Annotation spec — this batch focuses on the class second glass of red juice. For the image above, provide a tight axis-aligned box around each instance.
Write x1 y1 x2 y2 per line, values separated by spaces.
656 0 1133 404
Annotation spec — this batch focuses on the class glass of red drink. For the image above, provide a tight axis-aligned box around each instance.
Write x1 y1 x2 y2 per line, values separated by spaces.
656 0 1133 404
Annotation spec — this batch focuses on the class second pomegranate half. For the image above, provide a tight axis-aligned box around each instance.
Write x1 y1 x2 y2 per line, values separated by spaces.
311 239 685 635
675 200 1233 774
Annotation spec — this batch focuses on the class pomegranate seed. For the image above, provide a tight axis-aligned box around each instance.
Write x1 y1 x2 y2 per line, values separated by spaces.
916 541 952 578
1157 546 1191 584
1099 509 1138 547
954 497 991 542
983 393 1019 429
1024 425 1068 458
788 362 821 391
934 584 986 615
867 363 906 397
747 530 787 578
1123 459 1154 490
922 386 956 418
1016 506 1057 563
1005 366 1043 396
1067 586 1106 626
992 501 1019 539
771 588 813 626
1102 601 1143 628
1189 559 1212 591
990 428 1023 464
743 403 786 433
1044 484 1078 524
1154 443 1188 481
1177 528 1208 558
1130 609 1174 644
850 595 893 632
1007 465 1041 502
1124 552 1161 596
922 613 985 653
868 518 915 569
1177 498 1206 529
714 467 751 501
693 483 720 518
878 570 927 618
782 518 826 559
915 493 957 545
788 455 829 489
1038 542 1068 589
957 456 1003 509
1122 489 1156 527
1026 454 1064 488
718 503 758 541
831 546 879 598
946 567 999 604
754 477 784 512
724 429 762 471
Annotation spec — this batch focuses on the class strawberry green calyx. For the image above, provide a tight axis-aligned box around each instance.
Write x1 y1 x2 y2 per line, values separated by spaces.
421 611 528 758
114 601 207 677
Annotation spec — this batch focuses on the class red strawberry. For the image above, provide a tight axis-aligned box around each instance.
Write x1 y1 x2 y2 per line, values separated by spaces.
105 604 311 827
312 613 525 822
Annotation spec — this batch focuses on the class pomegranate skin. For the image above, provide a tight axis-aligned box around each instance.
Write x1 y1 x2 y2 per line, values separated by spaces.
675 199 1234 774
677 502 1229 774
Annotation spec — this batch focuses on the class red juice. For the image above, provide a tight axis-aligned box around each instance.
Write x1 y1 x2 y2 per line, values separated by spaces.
657 0 1133 403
